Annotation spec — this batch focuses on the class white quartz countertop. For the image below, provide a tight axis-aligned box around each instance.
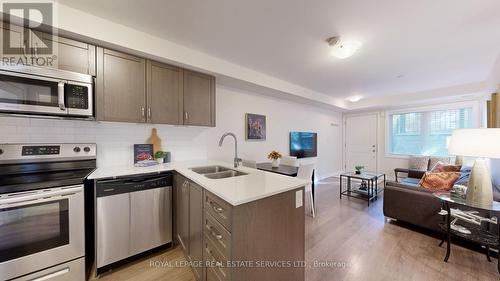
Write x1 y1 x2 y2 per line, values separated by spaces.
87 160 310 206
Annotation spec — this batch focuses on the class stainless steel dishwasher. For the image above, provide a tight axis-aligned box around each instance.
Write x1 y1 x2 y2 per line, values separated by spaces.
95 173 172 273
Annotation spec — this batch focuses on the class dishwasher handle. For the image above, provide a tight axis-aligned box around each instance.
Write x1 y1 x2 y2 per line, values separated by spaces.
97 174 171 185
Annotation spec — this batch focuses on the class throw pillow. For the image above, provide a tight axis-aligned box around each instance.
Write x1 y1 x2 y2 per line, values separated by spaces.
409 156 430 171
419 172 461 191
429 156 451 170
431 162 462 173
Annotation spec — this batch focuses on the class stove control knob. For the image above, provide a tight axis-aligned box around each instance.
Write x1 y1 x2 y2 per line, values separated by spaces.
84 146 91 153
73 147 81 153
0 149 3 155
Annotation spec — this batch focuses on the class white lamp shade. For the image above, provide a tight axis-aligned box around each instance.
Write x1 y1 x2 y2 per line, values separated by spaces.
448 128 500 159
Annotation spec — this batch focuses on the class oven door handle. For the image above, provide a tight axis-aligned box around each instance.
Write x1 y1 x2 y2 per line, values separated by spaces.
0 185 82 206
32 267 70 281
58 81 66 111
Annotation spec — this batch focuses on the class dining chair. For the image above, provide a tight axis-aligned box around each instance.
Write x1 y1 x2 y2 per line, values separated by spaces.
242 159 257 168
297 163 315 217
281 156 298 167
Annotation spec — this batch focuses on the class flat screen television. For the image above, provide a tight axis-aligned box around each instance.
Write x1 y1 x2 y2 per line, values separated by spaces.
290 132 317 158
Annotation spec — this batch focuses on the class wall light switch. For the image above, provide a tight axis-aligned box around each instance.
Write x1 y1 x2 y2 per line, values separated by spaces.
296 190 303 208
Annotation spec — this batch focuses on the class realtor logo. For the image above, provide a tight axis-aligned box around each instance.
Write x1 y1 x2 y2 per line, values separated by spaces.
1 2 55 66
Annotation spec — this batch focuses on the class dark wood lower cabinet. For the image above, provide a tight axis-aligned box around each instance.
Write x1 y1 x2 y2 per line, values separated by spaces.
208 188 305 281
175 175 190 252
175 175 305 281
189 182 204 280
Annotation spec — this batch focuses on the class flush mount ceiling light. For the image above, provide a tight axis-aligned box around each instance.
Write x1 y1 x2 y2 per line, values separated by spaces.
327 37 362 59
346 95 363 102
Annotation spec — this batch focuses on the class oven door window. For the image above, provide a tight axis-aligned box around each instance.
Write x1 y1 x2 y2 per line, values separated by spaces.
0 199 69 262
0 74 59 107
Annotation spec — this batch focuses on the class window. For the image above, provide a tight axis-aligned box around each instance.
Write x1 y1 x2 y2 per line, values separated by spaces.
389 108 472 156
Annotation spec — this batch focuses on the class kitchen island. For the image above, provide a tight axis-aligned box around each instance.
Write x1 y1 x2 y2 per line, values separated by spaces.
88 160 309 281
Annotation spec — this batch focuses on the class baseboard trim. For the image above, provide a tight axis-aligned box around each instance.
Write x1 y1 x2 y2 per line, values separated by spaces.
317 171 344 182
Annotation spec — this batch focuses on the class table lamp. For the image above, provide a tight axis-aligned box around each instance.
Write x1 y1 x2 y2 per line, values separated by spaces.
448 128 500 205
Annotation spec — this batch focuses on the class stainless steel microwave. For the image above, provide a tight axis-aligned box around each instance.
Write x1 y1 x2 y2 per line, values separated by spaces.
0 66 93 118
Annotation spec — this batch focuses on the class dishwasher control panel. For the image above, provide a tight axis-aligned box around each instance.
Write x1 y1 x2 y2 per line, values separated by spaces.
96 173 172 197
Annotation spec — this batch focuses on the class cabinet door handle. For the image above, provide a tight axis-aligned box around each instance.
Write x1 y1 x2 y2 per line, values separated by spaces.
212 231 223 240
148 107 151 119
141 107 145 118
209 201 224 213
185 111 188 120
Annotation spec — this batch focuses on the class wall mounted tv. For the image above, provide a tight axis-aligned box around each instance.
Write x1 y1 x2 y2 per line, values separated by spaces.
290 132 317 158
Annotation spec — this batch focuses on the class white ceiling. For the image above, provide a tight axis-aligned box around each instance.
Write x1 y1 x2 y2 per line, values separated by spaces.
57 0 500 105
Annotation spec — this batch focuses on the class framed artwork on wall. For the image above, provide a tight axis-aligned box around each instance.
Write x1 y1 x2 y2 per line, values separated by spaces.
246 113 266 140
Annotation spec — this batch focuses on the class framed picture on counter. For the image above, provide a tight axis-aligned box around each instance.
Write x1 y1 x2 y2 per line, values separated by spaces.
134 144 154 163
246 113 266 140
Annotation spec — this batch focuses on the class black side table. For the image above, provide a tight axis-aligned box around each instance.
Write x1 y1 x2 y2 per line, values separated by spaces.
433 192 500 273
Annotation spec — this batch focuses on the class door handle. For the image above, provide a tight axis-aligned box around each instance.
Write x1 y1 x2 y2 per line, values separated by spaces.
0 185 82 206
141 107 145 118
184 111 188 120
148 107 152 119
58 82 66 110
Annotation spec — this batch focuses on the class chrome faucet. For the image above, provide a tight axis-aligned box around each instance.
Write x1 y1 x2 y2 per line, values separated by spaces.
218 132 242 168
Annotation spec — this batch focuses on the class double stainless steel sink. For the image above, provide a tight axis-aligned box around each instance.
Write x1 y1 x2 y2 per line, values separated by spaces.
190 165 247 179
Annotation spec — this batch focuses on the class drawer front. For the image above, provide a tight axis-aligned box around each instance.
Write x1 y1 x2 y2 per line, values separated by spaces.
206 265 225 281
204 233 230 280
205 191 232 230
204 212 231 259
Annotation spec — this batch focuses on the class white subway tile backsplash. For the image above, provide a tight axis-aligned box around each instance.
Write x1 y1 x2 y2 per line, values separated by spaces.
0 116 210 167
29 119 56 127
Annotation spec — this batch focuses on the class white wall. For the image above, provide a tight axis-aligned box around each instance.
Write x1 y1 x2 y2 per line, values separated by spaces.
0 85 343 180
207 86 343 180
344 99 485 180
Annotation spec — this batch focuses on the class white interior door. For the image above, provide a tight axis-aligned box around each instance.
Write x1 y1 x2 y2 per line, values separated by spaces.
344 114 378 172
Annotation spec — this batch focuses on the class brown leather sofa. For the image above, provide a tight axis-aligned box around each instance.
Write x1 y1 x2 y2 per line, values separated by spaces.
383 168 500 233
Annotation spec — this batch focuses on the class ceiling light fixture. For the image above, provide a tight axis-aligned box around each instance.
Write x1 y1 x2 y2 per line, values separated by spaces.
327 37 361 59
346 95 363 102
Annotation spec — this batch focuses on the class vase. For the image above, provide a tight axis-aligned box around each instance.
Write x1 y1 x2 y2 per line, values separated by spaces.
272 159 279 167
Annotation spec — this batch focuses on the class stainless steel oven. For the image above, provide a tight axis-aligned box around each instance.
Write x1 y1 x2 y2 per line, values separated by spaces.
0 66 93 118
0 143 96 281
0 185 84 281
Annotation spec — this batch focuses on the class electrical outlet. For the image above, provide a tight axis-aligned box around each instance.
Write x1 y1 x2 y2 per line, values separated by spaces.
296 190 303 208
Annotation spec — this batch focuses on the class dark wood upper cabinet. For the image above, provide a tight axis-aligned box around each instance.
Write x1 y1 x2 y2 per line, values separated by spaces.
96 48 146 123
31 31 96 76
183 70 216 127
1 20 96 75
0 22 30 64
146 61 183 125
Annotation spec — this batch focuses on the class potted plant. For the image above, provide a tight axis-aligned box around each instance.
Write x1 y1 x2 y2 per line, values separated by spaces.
355 165 365 174
268 150 282 167
155 151 166 164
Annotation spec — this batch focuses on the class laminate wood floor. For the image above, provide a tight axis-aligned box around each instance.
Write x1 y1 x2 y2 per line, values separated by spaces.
93 177 499 281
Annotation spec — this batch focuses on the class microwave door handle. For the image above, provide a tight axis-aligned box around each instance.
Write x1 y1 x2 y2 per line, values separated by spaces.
58 81 66 110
